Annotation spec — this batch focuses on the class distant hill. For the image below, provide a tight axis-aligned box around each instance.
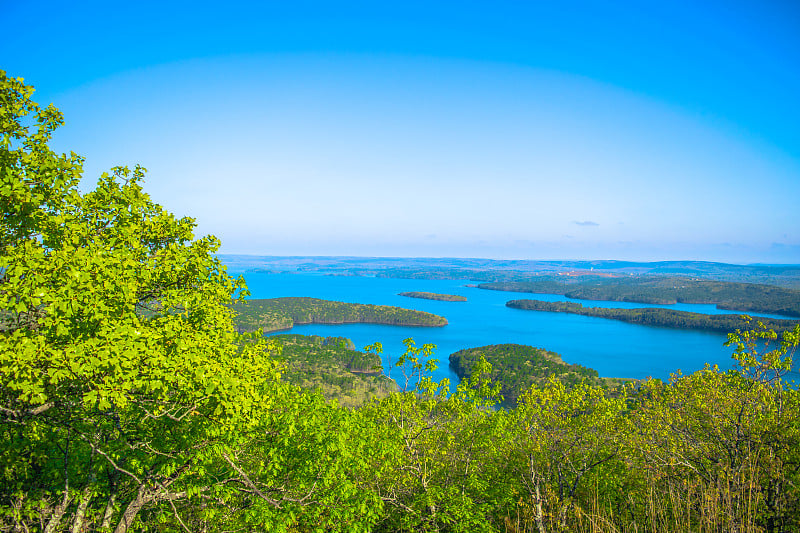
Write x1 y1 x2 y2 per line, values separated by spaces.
220 255 800 288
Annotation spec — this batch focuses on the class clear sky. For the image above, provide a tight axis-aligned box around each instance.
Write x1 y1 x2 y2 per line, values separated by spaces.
2 0 799 263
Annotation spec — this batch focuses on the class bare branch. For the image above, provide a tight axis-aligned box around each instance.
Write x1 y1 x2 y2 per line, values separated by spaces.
167 497 193 533
0 402 54 419
221 452 282 509
80 436 143 485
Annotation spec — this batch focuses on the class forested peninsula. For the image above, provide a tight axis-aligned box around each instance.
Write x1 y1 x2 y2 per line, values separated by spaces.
399 291 467 302
506 299 800 334
272 334 395 407
449 344 626 407
479 276 800 317
232 296 448 332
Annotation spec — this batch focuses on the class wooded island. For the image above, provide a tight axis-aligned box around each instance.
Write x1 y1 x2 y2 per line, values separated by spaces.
398 291 467 302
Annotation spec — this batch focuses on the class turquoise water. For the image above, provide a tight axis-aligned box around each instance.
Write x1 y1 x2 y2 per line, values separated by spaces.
236 272 800 385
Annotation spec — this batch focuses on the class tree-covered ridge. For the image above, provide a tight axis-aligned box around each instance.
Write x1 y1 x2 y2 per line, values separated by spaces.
231 296 448 332
271 334 395 408
507 299 800 334
479 275 800 317
377 267 522 281
449 343 624 408
399 291 467 302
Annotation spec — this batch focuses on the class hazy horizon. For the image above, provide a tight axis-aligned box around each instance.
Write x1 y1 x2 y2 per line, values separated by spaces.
219 253 800 267
3 1 798 264
219 254 800 269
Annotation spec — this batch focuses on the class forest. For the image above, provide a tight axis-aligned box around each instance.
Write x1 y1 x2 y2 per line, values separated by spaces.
2 71 800 532
232 296 448 332
506 299 799 335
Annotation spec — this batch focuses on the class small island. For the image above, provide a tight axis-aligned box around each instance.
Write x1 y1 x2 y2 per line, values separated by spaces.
398 291 467 302
232 297 448 333
449 344 627 408
506 299 799 334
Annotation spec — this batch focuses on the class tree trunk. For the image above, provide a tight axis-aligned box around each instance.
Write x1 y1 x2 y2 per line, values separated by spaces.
43 491 71 533
71 486 93 533
113 488 149 533
111 486 187 533
534 477 546 533
100 491 117 530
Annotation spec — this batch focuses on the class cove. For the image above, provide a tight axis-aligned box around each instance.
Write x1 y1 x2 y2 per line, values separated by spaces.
234 271 800 386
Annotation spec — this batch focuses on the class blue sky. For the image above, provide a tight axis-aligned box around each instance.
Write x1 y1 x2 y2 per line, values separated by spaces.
2 0 799 263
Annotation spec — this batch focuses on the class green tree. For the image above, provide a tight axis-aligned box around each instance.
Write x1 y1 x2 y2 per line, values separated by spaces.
361 341 509 532
625 323 800 532
0 71 287 531
506 379 627 532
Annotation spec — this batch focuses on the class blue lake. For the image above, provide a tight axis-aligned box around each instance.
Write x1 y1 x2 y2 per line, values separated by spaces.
235 271 799 386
